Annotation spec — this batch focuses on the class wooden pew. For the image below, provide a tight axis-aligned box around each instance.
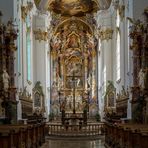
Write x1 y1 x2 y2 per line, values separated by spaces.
0 125 28 148
119 124 148 148
104 122 148 148
0 129 14 148
140 132 148 148
0 122 46 148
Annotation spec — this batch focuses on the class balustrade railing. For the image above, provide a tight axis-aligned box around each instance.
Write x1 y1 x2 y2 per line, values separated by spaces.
48 122 104 137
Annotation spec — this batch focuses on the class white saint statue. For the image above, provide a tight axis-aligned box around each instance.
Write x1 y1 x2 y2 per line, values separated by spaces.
138 69 145 89
77 78 80 87
87 74 91 87
2 69 10 91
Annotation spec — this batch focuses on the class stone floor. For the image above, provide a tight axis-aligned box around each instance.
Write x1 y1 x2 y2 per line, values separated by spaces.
41 137 105 148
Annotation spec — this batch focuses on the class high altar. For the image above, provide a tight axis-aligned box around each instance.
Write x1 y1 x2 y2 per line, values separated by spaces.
49 17 99 120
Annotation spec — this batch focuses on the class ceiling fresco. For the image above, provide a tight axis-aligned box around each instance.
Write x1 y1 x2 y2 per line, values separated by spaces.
34 0 112 15
48 0 99 16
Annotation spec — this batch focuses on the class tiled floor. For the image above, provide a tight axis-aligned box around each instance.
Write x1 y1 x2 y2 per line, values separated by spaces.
41 137 105 148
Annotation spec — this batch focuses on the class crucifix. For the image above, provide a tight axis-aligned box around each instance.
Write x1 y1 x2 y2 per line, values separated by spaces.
71 72 78 114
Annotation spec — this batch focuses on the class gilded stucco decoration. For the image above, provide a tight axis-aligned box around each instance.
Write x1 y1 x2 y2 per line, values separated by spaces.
129 19 147 50
21 2 33 21
33 29 48 41
98 27 113 41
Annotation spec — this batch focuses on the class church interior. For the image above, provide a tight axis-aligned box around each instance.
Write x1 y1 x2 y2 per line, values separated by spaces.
0 0 148 148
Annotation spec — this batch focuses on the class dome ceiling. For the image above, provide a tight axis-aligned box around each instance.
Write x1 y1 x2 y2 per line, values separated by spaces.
34 0 112 15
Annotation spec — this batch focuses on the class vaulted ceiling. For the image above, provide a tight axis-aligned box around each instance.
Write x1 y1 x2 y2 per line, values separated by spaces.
34 0 112 15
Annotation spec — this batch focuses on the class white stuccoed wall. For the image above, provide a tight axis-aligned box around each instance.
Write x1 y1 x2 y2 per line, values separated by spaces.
12 0 51 120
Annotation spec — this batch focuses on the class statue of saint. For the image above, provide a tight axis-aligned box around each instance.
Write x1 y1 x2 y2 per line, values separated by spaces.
86 31 95 50
65 34 80 48
87 74 91 87
76 78 81 87
51 32 61 52
68 63 77 75
58 76 63 90
2 69 10 91
138 69 145 89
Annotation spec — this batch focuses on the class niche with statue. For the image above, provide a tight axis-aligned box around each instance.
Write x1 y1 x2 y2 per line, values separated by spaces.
19 87 33 118
33 81 45 115
104 81 116 121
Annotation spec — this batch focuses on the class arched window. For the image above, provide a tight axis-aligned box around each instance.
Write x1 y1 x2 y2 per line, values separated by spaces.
116 30 120 80
103 66 106 92
127 19 130 72
116 10 121 81
26 15 31 81
116 9 120 27
17 20 21 73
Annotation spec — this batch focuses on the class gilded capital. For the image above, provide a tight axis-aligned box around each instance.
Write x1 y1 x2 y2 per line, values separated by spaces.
34 29 48 42
98 28 113 41
21 2 33 21
21 6 27 21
